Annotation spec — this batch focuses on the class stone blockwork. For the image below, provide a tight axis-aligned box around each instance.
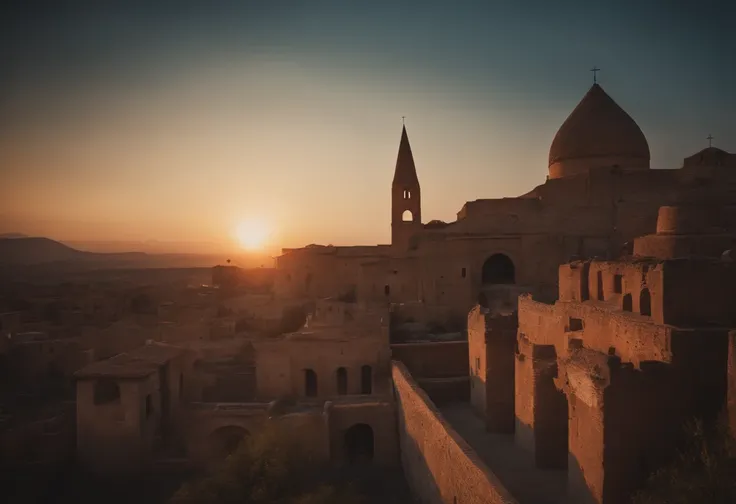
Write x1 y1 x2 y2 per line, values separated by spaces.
392 361 518 504
514 255 735 503
468 307 518 433
391 341 470 405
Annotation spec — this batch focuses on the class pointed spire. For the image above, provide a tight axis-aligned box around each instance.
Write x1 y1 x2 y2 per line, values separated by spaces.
392 125 419 186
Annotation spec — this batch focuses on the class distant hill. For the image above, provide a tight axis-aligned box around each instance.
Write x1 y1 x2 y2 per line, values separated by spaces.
0 236 270 275
0 237 146 265
0 233 28 239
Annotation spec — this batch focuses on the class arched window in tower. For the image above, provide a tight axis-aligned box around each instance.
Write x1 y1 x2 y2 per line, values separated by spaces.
402 210 413 222
404 189 411 199
481 254 515 284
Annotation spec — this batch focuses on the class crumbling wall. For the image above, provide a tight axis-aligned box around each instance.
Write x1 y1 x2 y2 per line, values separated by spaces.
392 361 518 504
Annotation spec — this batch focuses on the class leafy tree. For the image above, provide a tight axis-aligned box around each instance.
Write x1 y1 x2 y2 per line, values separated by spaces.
170 424 364 504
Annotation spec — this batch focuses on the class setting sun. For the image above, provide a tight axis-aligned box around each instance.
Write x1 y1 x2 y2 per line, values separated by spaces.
235 218 271 251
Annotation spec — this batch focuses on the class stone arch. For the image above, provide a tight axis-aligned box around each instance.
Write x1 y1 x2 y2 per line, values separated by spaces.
209 425 249 459
481 254 515 284
360 365 372 394
336 367 348 395
344 423 374 463
93 379 121 405
622 293 633 312
640 288 651 316
305 368 318 397
402 210 413 222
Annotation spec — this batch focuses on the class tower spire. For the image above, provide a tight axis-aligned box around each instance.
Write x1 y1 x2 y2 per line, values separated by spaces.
392 124 419 187
391 123 422 249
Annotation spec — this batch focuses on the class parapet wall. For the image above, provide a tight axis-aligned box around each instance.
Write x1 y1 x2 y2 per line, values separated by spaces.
392 361 518 504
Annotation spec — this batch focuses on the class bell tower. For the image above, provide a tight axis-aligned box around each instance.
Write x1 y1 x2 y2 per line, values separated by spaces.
391 125 422 250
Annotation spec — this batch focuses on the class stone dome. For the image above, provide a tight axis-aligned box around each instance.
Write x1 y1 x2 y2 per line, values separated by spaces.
548 84 650 179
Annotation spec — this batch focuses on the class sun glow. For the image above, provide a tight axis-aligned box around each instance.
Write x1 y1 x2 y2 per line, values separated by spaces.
235 218 271 251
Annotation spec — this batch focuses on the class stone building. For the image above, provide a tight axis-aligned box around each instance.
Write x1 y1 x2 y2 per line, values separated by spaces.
253 299 391 400
273 82 736 326
74 343 188 473
501 203 736 502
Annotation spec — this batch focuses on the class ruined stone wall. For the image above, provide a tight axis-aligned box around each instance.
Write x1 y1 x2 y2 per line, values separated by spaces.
390 341 468 379
517 294 671 366
392 362 518 504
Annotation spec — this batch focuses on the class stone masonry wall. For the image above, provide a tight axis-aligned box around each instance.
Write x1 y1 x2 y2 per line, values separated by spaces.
392 361 518 504
390 341 469 379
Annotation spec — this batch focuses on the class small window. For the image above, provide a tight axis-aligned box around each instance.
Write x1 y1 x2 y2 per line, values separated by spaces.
93 379 121 405
567 317 584 332
461 267 466 278
475 357 480 372
596 271 604 300
640 288 651 316
360 365 372 394
336 367 348 395
613 274 622 294
384 285 390 296
305 369 318 397
622 293 632 312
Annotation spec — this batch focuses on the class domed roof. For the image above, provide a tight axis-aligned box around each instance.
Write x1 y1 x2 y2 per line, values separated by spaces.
549 84 650 167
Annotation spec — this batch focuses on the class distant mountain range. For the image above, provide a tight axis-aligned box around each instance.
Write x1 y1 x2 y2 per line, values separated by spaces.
0 236 145 265
0 236 274 270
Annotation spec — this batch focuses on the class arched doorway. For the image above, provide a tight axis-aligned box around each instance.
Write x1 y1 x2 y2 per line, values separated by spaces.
481 254 515 284
360 365 372 394
305 369 318 397
210 426 249 459
336 367 348 395
640 288 651 316
344 423 374 463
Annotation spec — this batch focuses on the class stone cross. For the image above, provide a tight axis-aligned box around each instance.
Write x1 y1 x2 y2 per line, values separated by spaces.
591 67 600 84
402 116 405 126
707 134 714 148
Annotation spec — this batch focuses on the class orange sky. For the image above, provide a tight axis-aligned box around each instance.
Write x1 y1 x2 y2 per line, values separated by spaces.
1 3 731 255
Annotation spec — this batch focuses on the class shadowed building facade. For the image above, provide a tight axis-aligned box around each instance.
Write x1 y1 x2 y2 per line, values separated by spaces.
273 82 736 326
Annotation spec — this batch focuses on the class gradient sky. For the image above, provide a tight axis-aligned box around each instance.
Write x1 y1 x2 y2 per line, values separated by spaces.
1 0 734 253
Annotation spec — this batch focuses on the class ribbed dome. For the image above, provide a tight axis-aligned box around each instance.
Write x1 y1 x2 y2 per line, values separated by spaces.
549 84 650 175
